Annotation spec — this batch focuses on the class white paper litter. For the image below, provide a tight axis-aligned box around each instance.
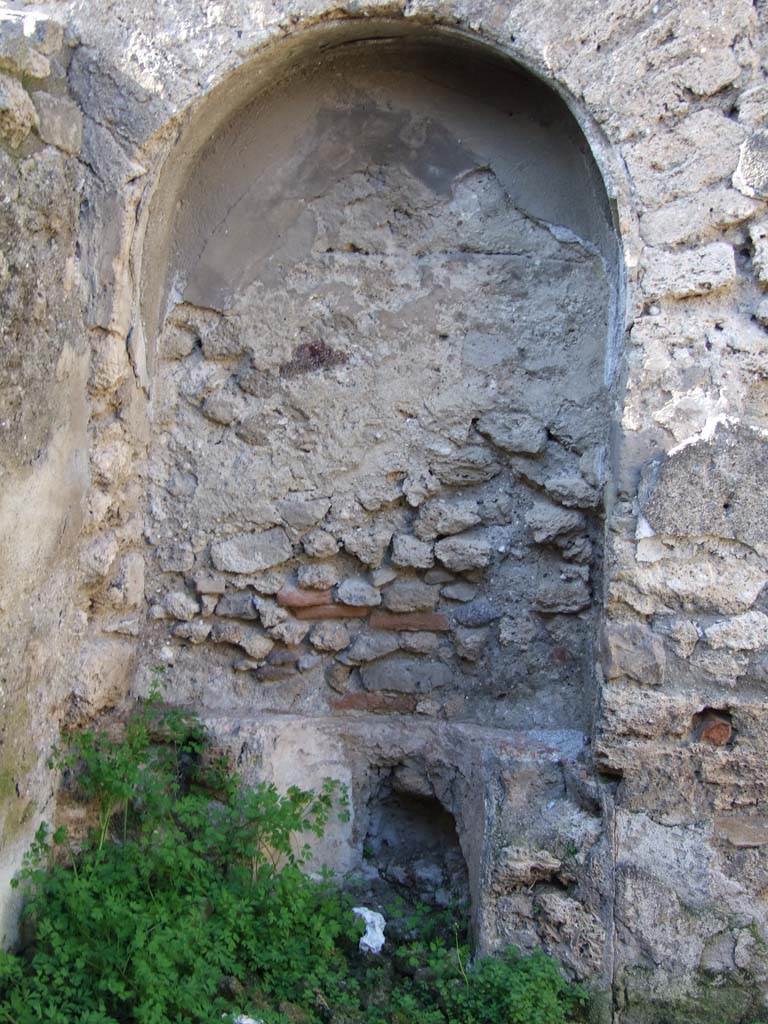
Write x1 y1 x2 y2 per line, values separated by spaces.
352 905 386 954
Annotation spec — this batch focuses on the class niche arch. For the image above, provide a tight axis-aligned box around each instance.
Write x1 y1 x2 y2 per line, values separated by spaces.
135 20 626 939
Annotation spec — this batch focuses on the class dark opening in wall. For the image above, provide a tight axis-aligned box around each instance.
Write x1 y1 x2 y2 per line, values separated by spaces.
363 767 469 909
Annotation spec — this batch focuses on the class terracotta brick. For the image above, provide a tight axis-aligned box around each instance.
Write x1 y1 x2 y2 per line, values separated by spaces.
293 603 370 620
369 611 450 632
276 585 333 608
330 691 417 714
697 711 733 747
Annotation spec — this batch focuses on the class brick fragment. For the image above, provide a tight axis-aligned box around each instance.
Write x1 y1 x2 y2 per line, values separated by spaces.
330 692 417 714
276 585 333 608
294 603 370 620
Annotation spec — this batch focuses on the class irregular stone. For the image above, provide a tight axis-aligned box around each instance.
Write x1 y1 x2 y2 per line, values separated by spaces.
89 332 129 392
342 524 393 567
193 572 226 595
298 653 321 671
424 567 454 584
163 590 199 621
733 129 768 199
639 189 758 247
476 411 547 454
454 627 488 661
434 534 492 572
0 72 38 148
341 631 400 663
369 611 449 632
209 620 274 659
277 495 330 528
642 425 768 549
255 664 297 683
294 604 370 620
276 585 333 608
605 621 666 686
360 655 453 693
326 662 352 693
402 468 441 507
268 617 310 646
382 579 438 613
0 25 50 78
252 595 288 629
441 581 477 602
749 220 768 287
301 528 339 557
652 617 700 658
543 474 599 509
200 595 218 616
453 599 500 627
704 611 768 651
525 502 585 543
215 590 259 620
756 298 768 328
32 93 82 155
356 476 401 511
202 392 239 424
249 571 286 595
642 243 737 301
371 566 398 587
211 528 292 573
430 446 501 486
493 847 563 889
414 498 481 540
172 620 212 644
331 692 417 714
268 648 301 666
399 631 440 654
391 533 434 569
335 578 381 607
297 563 339 590
533 578 590 614
309 621 350 652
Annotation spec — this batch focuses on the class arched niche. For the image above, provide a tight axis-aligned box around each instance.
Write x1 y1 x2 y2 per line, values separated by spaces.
137 20 623 816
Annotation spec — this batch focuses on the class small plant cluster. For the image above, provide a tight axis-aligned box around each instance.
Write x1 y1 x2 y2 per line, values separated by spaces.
0 688 587 1024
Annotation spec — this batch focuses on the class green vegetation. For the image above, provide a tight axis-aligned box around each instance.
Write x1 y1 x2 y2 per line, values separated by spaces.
0 689 587 1024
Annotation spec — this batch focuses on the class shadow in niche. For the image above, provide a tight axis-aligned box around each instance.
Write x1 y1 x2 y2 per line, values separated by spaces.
362 767 469 910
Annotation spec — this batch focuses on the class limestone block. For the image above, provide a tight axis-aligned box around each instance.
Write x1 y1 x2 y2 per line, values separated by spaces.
639 189 757 247
0 72 37 148
268 617 309 646
704 611 768 651
209 620 274 659
215 590 259 620
32 93 82 155
381 579 438 613
297 563 339 589
163 590 199 621
414 498 481 540
734 129 768 199
341 631 400 663
211 528 292 573
749 220 768 287
309 621 350 652
360 654 453 693
335 578 381 607
391 533 434 569
301 528 338 557
642 425 768 549
0 22 50 78
475 410 547 454
434 533 492 571
642 243 737 300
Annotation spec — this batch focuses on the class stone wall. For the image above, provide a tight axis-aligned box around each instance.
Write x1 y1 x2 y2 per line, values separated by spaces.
0 1 767 1021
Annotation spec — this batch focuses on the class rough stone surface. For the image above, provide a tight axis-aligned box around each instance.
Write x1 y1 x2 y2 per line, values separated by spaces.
3 2 768 1019
211 529 292 574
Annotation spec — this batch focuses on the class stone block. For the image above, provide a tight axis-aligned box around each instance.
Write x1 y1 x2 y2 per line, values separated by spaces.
360 655 453 693
642 243 737 300
32 92 82 155
211 528 292 573
381 579 438 612
0 72 37 148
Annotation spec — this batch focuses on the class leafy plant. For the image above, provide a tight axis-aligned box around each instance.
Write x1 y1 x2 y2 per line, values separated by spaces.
0 690 587 1024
